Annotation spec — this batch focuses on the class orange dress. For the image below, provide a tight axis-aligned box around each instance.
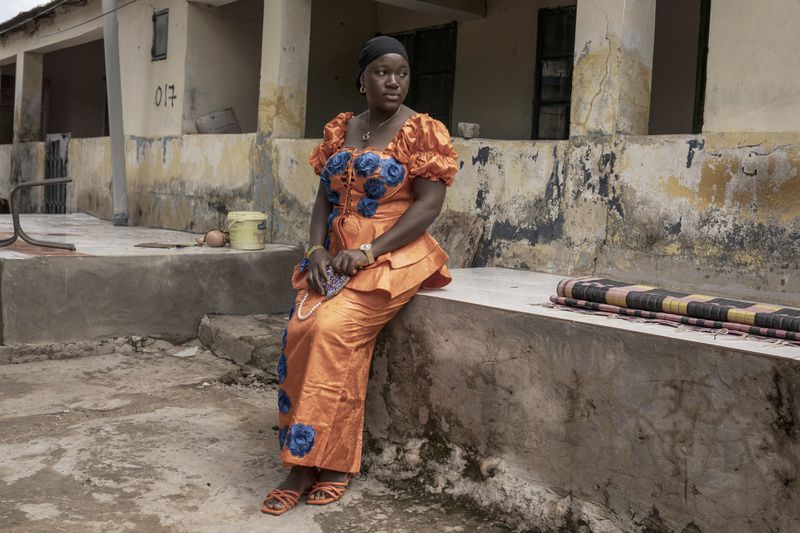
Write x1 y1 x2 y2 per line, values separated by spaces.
276 113 457 474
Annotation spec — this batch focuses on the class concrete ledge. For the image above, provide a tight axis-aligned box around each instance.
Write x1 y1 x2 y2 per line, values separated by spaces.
365 268 800 532
0 248 300 345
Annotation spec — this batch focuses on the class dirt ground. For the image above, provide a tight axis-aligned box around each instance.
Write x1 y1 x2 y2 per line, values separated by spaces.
0 343 506 532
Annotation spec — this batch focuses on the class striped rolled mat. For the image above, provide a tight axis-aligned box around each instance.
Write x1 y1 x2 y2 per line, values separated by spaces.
550 277 800 342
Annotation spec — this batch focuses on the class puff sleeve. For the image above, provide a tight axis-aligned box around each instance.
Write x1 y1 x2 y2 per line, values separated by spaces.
392 114 458 186
308 112 352 175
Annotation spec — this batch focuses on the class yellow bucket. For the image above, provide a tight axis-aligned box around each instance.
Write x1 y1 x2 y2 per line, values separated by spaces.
226 211 267 250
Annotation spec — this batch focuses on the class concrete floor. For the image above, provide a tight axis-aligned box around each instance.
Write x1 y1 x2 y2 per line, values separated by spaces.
0 213 293 258
0 343 506 533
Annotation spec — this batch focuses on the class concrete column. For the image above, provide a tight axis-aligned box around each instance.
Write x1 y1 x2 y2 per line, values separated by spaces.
102 0 129 226
569 0 656 136
14 52 44 143
258 0 311 138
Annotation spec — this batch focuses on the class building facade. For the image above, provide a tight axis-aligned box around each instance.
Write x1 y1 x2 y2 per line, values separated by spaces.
0 0 798 305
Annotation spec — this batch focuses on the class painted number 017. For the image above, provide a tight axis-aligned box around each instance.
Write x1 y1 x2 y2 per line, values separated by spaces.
154 84 177 107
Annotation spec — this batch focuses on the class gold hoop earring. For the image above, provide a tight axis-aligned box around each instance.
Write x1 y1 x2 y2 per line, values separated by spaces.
359 85 366 94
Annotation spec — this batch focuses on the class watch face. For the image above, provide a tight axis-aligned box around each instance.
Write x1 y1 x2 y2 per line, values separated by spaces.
360 243 371 251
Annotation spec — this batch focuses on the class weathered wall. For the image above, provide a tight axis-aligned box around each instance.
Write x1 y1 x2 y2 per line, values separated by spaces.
184 0 262 134
125 133 258 231
70 137 112 219
65 133 260 232
8 142 45 212
0 144 11 200
268 132 800 306
366 295 800 532
305 0 376 137
703 0 800 133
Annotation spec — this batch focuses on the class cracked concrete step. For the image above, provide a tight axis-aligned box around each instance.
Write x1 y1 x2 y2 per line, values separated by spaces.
198 313 287 376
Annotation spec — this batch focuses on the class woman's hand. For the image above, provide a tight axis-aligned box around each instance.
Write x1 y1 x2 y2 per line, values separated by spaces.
307 249 330 295
330 249 369 276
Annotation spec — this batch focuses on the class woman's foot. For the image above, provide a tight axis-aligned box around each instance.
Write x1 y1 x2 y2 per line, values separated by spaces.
262 466 317 513
307 469 352 504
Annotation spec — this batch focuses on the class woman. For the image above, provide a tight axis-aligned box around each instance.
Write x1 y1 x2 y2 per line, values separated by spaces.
262 35 457 515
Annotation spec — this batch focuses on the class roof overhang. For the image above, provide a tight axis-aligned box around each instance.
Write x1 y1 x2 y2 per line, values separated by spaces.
373 0 486 20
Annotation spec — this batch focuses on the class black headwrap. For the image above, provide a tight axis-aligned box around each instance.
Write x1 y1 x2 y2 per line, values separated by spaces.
355 35 409 90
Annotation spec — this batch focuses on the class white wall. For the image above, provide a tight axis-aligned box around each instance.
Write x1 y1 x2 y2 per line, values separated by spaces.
305 0 377 137
703 0 800 132
118 0 188 137
183 0 263 134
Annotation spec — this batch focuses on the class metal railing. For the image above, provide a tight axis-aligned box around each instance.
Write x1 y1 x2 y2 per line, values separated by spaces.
0 178 76 251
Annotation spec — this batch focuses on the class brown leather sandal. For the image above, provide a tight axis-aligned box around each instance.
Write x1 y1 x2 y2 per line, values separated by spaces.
261 488 302 515
305 476 353 506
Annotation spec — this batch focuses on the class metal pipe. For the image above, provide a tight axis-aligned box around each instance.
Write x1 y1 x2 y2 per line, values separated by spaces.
102 0 129 226
0 178 76 251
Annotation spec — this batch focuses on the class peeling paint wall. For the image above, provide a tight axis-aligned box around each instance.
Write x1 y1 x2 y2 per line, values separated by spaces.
8 142 45 212
0 144 11 200
28 133 260 233
267 132 799 306
124 133 258 231
70 137 112 219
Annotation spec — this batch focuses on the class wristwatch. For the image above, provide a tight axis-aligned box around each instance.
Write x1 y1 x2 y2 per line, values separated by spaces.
359 243 375 265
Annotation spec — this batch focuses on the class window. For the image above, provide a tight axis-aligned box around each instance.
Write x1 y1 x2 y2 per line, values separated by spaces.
152 9 169 61
388 23 457 130
648 0 711 134
532 6 576 140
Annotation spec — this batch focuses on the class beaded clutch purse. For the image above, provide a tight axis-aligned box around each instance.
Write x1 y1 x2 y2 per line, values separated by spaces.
297 265 350 320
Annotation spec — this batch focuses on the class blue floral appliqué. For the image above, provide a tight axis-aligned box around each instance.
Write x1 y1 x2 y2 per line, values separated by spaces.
286 423 316 457
364 178 386 199
320 170 331 191
327 189 340 205
354 152 381 177
297 258 309 273
282 328 288 349
277 354 287 384
288 303 295 320
279 426 288 449
278 389 291 414
380 157 405 186
357 197 379 217
324 151 352 177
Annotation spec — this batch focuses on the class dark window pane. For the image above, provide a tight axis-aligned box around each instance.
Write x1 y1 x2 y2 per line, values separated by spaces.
541 10 576 57
152 10 169 60
537 104 569 140
533 7 576 139
414 73 454 116
540 59 572 100
388 23 456 130
414 27 456 73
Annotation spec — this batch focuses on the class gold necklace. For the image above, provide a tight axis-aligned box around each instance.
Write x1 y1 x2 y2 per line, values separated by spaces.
362 107 402 142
